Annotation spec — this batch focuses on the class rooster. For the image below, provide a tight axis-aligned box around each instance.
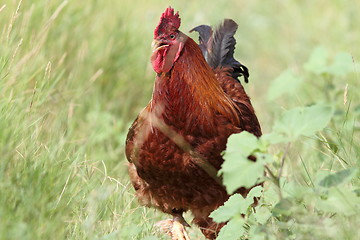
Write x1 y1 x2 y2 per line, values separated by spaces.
126 7 261 240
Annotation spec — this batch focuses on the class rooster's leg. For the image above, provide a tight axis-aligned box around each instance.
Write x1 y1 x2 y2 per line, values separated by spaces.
156 214 191 240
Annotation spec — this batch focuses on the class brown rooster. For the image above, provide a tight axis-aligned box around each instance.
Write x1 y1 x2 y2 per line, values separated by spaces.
126 7 261 240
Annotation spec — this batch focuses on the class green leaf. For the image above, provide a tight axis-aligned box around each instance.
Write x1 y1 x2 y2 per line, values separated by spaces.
263 185 280 205
225 131 259 157
211 190 261 223
319 168 358 188
327 52 354 76
304 46 329 74
221 132 263 193
354 189 360 197
220 159 264 194
261 132 289 144
267 69 303 100
255 152 274 164
315 187 360 216
272 198 293 217
210 194 243 222
216 216 245 240
281 180 311 199
247 186 263 199
273 104 333 141
254 206 272 224
248 226 267 240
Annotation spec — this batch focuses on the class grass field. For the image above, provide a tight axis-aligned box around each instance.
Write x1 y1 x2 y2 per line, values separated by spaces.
1 0 359 239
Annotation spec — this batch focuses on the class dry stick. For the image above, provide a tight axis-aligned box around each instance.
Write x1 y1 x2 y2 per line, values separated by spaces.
265 142 291 200
264 165 283 199
28 80 38 112
278 142 291 179
298 154 315 188
0 5 6 14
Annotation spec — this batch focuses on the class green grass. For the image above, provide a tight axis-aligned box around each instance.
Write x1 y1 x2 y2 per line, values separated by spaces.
0 0 359 239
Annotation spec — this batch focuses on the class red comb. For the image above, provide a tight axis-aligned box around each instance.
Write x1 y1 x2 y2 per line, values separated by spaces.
154 7 181 38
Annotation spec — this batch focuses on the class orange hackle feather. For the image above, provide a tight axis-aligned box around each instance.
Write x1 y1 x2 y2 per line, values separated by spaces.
154 37 241 129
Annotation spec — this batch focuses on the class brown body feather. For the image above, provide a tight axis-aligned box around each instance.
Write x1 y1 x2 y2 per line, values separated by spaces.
126 37 261 239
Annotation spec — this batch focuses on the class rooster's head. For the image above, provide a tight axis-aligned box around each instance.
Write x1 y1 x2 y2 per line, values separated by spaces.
151 7 187 74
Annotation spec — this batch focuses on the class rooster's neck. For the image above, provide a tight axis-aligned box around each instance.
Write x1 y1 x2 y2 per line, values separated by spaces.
150 38 239 131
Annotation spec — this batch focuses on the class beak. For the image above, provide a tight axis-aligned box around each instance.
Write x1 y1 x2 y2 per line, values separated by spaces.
152 39 169 52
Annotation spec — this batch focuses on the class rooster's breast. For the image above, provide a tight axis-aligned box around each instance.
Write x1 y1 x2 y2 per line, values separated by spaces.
126 114 236 212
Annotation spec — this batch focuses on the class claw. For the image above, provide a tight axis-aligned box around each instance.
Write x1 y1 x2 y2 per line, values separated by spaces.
171 219 191 240
173 214 191 228
156 217 191 240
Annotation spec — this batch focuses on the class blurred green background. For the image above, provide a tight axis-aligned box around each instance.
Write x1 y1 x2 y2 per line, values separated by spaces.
0 0 359 239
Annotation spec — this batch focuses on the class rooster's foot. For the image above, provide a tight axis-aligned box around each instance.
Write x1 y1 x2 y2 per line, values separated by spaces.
156 216 191 240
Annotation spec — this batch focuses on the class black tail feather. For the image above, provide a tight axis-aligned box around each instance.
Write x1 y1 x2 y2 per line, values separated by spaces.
189 24 212 62
190 19 249 83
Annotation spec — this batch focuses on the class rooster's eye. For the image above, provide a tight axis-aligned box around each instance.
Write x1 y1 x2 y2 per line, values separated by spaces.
169 34 175 39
